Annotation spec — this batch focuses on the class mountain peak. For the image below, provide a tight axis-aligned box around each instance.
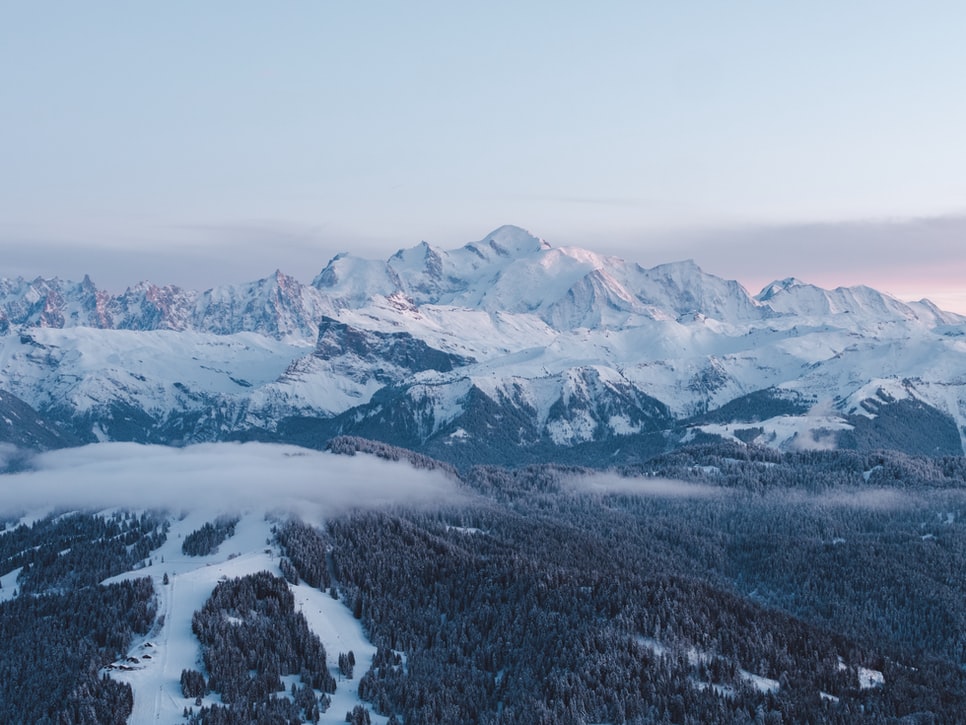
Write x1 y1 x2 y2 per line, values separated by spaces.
470 225 550 258
650 258 702 274
756 277 807 302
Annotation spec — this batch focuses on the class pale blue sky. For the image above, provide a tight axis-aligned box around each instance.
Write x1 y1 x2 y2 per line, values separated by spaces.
2 2 965 311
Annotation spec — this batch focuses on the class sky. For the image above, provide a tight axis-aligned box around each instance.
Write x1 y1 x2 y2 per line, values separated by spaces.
2 2 965 313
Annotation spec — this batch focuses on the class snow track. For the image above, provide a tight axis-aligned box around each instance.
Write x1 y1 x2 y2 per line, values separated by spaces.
104 510 384 724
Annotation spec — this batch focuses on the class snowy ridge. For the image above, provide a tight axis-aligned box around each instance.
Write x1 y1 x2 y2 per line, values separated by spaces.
0 271 332 341
754 276 960 327
2 225 965 460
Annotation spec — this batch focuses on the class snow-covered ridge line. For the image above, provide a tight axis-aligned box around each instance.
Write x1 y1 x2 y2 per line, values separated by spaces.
2 225 965 461
0 269 331 341
3 225 961 342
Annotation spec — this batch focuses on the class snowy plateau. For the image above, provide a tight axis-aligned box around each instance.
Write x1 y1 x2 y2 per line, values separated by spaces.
1 224 964 465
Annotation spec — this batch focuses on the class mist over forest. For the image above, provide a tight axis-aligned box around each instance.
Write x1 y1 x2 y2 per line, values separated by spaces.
3 439 966 722
0 441 463 513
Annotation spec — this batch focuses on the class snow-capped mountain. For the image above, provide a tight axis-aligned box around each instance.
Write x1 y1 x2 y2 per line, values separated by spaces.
2 225 965 464
0 270 330 339
313 225 767 328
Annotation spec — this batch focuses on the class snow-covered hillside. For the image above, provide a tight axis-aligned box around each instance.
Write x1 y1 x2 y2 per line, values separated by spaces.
2 225 964 462
105 510 387 725
0 442 463 724
9 441 966 722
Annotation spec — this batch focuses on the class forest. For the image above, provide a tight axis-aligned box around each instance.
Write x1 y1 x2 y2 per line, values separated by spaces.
184 571 335 723
2 440 966 723
299 439 966 723
0 511 164 723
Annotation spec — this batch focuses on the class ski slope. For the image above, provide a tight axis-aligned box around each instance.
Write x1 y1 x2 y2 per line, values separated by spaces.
105 509 387 724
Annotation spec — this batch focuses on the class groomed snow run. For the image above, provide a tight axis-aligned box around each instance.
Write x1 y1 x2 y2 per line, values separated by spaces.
104 509 385 724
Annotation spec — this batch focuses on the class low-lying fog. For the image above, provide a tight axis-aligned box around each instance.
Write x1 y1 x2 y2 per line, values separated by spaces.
2 442 961 519
0 442 465 515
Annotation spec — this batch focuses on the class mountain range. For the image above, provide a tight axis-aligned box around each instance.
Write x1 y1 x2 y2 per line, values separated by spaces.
2 224 964 464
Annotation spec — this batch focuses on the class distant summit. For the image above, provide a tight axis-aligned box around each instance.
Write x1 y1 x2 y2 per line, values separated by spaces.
465 224 551 256
756 277 806 301
1 225 964 463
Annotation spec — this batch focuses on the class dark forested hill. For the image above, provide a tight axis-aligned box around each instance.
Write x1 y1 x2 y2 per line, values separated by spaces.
3 441 966 723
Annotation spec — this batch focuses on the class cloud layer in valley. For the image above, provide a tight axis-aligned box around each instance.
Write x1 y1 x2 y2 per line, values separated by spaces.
0 442 464 516
563 472 722 498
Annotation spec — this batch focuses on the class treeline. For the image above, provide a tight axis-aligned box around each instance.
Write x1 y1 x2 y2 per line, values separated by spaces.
324 510 862 723
284 445 966 723
186 571 335 723
181 515 239 556
632 442 966 493
0 577 154 723
274 519 331 590
327 435 459 477
329 435 966 495
4 442 966 724
0 510 167 594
